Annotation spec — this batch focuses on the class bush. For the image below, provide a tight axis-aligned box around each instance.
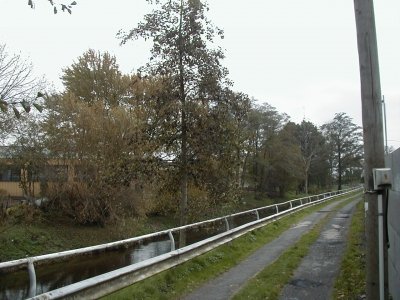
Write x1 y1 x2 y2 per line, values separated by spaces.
113 183 155 218
149 182 234 222
44 181 156 225
6 204 43 224
45 182 113 226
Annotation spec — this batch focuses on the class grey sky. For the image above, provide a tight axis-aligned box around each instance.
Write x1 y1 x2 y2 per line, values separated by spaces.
1 0 399 149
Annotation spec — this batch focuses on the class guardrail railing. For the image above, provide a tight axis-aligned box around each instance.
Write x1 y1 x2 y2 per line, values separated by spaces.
0 186 362 299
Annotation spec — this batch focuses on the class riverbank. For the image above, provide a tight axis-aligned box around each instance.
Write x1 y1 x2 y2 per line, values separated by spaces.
0 191 304 262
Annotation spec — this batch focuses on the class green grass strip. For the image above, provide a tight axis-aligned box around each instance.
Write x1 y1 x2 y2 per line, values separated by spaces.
232 193 362 300
333 200 366 299
104 192 361 300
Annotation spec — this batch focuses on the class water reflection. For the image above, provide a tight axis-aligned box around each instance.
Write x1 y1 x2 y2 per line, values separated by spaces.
129 239 171 264
0 239 171 300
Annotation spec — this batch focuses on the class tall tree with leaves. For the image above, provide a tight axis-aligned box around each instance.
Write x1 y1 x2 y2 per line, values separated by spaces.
244 103 289 195
42 50 159 224
61 49 131 108
268 121 303 197
295 120 325 194
321 112 363 190
120 0 228 239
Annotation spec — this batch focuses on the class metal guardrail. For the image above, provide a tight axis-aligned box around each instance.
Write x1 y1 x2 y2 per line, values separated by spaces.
0 187 362 299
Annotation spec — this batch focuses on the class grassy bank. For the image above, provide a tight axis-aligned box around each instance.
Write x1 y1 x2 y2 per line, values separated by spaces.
333 200 366 299
104 191 361 300
0 212 177 262
0 191 306 262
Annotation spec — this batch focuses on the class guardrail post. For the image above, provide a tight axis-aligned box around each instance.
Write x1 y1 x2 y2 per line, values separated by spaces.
168 231 175 251
28 259 36 298
290 201 293 209
255 210 260 220
275 205 279 213
300 199 303 205
224 217 230 231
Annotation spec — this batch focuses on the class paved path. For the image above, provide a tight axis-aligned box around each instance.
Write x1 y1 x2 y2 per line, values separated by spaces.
183 194 361 300
279 197 360 300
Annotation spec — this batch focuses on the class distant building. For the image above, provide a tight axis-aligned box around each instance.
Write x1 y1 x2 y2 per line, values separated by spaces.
0 146 71 198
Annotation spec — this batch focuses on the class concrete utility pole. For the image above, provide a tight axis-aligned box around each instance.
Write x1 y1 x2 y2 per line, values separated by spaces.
353 0 387 299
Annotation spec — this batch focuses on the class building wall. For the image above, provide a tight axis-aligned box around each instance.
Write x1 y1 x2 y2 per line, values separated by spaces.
385 148 400 300
0 182 25 197
0 182 42 198
0 159 74 198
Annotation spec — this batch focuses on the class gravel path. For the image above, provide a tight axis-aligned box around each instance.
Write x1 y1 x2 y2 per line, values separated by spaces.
279 197 360 300
182 194 360 300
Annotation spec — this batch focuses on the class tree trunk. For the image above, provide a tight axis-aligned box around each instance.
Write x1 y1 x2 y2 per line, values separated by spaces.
180 117 188 246
240 151 249 189
178 0 187 248
253 135 259 196
304 170 309 195
304 159 310 195
337 149 342 190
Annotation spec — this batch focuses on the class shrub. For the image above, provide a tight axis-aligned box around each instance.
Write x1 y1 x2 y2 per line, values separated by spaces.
44 181 156 225
45 182 113 226
6 204 43 224
113 183 155 218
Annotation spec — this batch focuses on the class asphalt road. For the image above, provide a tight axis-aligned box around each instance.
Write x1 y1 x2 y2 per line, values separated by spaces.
183 194 361 300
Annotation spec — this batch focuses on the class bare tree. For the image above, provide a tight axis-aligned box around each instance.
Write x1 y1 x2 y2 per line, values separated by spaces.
0 44 44 119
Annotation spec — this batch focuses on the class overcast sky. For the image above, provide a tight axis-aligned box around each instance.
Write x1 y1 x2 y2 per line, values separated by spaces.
1 0 399 149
